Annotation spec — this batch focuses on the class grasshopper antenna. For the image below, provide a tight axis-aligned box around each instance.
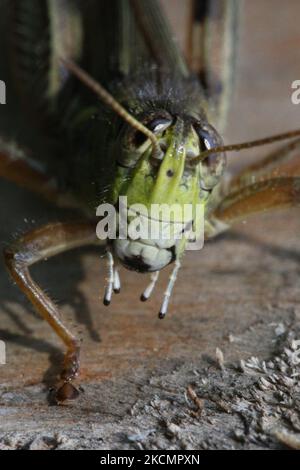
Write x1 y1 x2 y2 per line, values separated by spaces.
61 58 161 159
190 128 300 165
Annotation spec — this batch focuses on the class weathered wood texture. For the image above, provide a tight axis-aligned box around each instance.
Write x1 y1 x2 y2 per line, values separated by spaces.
0 0 300 450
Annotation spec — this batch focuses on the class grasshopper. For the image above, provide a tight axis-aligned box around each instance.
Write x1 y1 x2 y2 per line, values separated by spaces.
1 0 300 403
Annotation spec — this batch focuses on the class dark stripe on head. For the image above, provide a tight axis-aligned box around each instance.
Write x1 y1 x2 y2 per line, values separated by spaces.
193 0 209 23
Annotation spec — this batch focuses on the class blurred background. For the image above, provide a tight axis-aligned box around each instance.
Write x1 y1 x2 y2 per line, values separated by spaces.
162 0 300 168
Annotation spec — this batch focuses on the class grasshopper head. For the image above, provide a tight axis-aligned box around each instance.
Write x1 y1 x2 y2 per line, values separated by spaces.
111 114 225 273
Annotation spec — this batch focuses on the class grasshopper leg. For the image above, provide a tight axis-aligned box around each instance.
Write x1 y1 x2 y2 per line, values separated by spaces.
206 137 300 237
229 137 300 191
3 221 99 403
206 176 300 238
0 137 77 208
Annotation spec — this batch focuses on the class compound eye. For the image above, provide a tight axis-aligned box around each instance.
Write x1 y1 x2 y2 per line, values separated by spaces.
194 123 226 190
133 116 172 150
119 113 172 167
126 113 172 149
147 117 172 134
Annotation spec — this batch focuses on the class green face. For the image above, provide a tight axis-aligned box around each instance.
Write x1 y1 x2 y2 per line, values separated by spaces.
110 115 224 273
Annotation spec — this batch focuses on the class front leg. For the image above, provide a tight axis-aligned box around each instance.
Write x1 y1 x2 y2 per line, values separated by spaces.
0 137 78 208
3 221 99 403
206 176 300 238
229 137 300 191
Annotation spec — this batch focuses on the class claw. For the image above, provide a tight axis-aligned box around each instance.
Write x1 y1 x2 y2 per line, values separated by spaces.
55 382 80 403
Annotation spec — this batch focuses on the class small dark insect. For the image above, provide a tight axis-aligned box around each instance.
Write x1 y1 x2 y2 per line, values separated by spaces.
1 0 300 404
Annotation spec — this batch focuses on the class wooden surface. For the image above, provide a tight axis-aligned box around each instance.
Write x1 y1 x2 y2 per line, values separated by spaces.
0 0 300 450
